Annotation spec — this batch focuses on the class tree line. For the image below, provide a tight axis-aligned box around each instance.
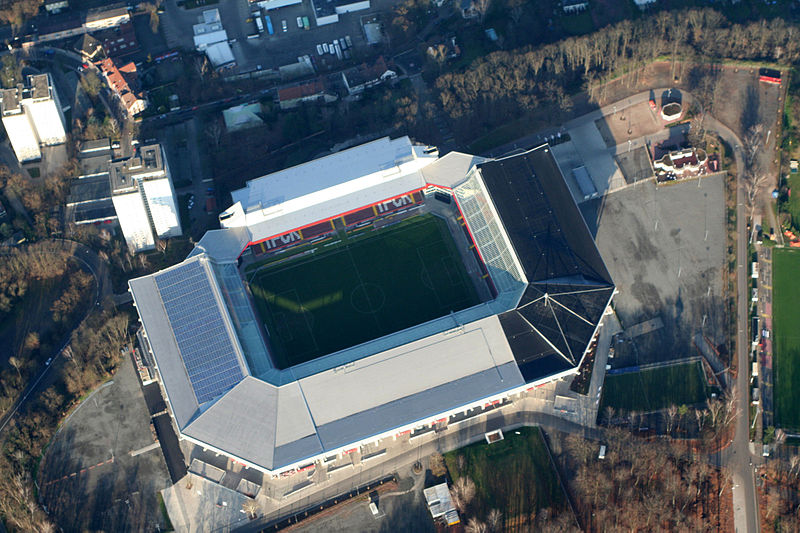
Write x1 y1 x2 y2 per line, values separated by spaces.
434 9 800 138
558 429 731 531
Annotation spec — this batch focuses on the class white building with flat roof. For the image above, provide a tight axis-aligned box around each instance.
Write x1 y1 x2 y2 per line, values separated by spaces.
110 144 181 252
0 73 66 163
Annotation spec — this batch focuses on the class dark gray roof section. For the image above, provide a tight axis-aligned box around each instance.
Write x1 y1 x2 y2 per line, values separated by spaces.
67 174 111 204
1 88 21 115
477 147 612 285
29 74 51 100
477 146 614 382
73 199 116 223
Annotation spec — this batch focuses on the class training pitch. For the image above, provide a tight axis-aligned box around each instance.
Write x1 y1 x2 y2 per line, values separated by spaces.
773 248 800 430
249 215 480 369
599 361 709 413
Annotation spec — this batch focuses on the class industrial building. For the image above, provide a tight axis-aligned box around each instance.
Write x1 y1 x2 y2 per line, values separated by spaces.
110 144 181 252
129 137 614 480
193 9 235 69
0 73 66 163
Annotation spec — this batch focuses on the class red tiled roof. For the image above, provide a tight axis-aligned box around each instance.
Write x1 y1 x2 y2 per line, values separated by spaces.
278 80 325 102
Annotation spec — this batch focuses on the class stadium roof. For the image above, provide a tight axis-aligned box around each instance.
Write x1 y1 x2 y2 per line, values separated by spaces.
130 138 612 473
476 147 614 382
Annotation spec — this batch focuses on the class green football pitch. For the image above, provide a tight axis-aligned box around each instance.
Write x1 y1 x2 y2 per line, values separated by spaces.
773 248 800 430
248 215 480 369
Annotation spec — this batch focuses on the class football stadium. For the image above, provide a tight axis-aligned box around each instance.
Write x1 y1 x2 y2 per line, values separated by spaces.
129 136 615 477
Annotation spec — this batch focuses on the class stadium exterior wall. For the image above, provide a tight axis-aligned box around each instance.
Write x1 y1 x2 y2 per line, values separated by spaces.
178 373 570 477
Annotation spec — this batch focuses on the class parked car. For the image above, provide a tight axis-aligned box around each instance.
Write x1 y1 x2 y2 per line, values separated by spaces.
323 43 329 53
316 44 324 55
345 35 353 48
296 16 303 28
329 43 335 55
281 19 288 32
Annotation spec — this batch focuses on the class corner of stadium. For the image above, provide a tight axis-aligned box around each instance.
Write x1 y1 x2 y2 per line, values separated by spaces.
129 136 615 477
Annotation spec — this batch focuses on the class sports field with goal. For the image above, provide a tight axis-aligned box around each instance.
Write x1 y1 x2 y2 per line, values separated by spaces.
773 248 800 431
248 215 480 369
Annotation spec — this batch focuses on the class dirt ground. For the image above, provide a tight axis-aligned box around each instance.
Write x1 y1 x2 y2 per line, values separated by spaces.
596 100 665 148
39 356 171 533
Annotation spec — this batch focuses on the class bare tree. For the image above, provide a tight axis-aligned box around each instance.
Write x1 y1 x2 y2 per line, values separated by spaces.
242 499 259 519
742 124 764 170
470 0 491 22
707 397 723 428
452 476 476 512
604 405 616 426
744 171 769 222
205 120 224 152
487 508 502 532
457 454 466 473
465 517 487 533
695 408 706 432
8 356 21 380
666 405 679 434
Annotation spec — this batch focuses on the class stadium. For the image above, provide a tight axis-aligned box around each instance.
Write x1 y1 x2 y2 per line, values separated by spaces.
129 136 615 477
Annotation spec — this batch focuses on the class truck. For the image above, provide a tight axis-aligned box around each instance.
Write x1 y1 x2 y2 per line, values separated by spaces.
334 41 342 60
265 15 274 35
255 15 264 34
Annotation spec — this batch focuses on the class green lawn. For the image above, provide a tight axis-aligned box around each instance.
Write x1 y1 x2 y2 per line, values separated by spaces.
444 427 566 524
784 173 800 232
599 361 709 413
773 248 800 430
248 215 479 368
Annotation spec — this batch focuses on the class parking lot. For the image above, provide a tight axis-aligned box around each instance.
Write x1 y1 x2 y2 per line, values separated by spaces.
587 172 727 368
161 0 398 73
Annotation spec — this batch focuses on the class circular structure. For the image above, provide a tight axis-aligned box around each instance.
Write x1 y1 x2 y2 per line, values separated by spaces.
350 283 386 314
661 102 683 122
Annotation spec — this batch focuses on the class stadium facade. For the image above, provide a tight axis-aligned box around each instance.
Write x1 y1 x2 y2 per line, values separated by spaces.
129 136 615 477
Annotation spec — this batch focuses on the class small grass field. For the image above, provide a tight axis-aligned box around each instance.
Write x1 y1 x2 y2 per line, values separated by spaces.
248 215 479 369
599 360 709 413
444 427 566 526
772 248 800 430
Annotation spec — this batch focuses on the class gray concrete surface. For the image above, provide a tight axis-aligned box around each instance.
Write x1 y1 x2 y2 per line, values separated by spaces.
39 355 172 533
590 170 727 368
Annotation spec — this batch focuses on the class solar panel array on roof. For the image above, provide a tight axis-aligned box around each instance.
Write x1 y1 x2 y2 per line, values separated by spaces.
155 260 244 404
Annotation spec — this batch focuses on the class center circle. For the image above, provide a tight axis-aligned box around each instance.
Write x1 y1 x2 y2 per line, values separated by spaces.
350 283 386 314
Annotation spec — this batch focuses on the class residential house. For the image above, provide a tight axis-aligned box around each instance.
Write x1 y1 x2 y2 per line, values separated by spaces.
278 80 337 109
97 58 147 116
341 56 396 95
